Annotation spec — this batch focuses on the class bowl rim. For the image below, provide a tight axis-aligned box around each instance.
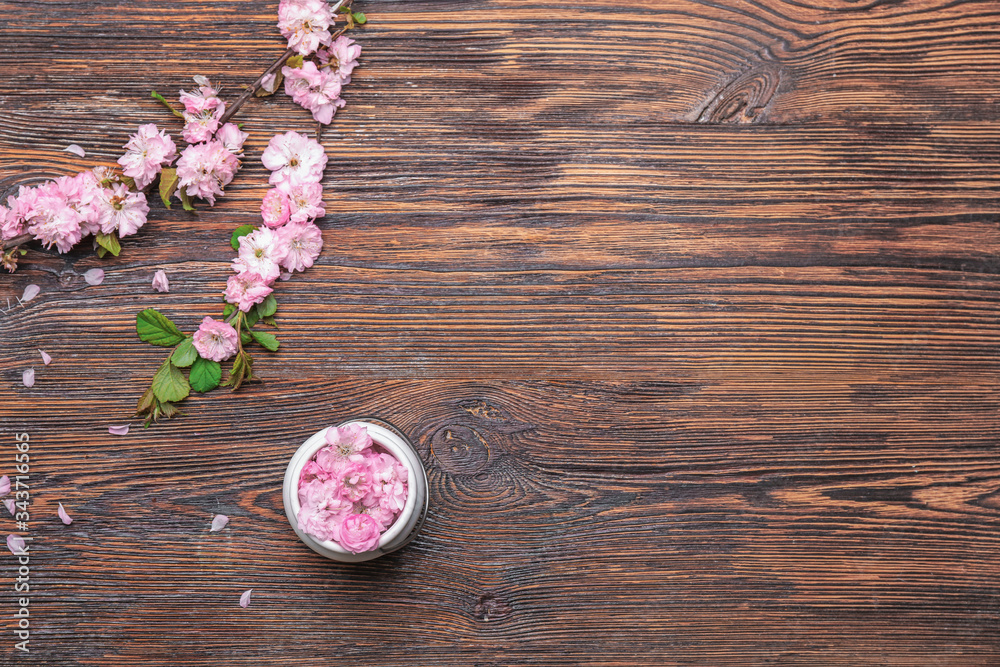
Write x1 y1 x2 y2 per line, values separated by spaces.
286 420 419 554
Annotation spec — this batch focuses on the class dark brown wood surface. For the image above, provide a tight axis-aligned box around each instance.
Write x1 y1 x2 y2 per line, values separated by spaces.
1 0 999 664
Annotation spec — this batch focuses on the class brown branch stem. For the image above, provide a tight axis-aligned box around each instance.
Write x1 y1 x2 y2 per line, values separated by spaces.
217 47 296 127
1 234 32 252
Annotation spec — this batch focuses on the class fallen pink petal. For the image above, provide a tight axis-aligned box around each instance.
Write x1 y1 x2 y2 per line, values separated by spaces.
3 500 15 517
239 589 252 608
58 503 73 525
210 514 229 532
108 424 130 436
21 284 39 303
39 349 52 365
0 476 9 497
6 534 25 556
64 144 86 157
22 369 34 388
151 270 170 293
83 268 105 286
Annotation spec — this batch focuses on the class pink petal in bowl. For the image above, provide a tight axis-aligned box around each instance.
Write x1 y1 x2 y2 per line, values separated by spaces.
210 514 229 532
39 349 52 365
58 503 72 525
6 534 25 556
108 424 130 436
239 589 252 608
22 369 34 388
83 268 104 286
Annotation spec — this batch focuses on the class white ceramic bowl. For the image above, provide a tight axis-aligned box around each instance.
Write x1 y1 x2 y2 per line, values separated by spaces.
283 418 429 563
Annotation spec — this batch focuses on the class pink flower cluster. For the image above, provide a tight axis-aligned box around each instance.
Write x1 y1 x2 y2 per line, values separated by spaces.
1 152 158 254
277 1 361 124
297 424 409 554
223 131 325 311
174 77 247 206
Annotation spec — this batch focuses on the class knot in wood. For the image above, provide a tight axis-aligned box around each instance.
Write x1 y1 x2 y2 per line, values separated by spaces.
697 63 781 124
473 592 512 622
429 424 491 475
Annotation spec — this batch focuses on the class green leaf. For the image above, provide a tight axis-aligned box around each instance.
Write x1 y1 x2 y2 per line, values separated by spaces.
251 330 280 352
255 71 284 97
96 246 107 259
119 175 137 191
244 306 260 329
171 337 198 367
256 294 277 318
223 304 235 319
189 356 222 393
159 168 179 209
179 189 195 212
261 315 278 328
352 11 367 24
286 55 305 69
95 232 121 257
136 309 187 347
151 89 184 118
151 361 190 403
230 225 255 250
222 350 257 391
240 331 252 346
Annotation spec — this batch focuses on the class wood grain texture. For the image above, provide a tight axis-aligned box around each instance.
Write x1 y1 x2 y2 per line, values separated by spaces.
1 0 998 664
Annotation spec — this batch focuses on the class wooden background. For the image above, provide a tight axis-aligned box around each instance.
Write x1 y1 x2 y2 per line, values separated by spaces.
1 0 999 664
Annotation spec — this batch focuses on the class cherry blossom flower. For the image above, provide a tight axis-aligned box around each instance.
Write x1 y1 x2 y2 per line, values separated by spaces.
216 123 248 154
118 123 177 189
332 513 382 554
282 181 325 223
276 221 323 273
232 227 286 282
151 270 169 293
176 141 240 205
179 80 222 114
297 505 345 542
192 316 239 362
25 183 85 253
224 271 273 312
322 424 373 466
320 35 362 84
353 501 395 530
93 183 150 238
61 171 103 237
261 131 327 187
179 81 226 143
282 61 345 124
277 0 334 56
261 188 291 228
367 452 408 513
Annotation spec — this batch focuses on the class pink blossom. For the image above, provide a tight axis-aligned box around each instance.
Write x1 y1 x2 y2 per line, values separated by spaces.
323 424 373 463
276 221 323 273
25 183 84 253
277 0 333 56
297 505 343 542
261 131 327 187
261 189 291 228
232 227 286 282
353 501 395 530
282 61 345 125
151 270 169 293
0 205 12 241
216 123 248 154
93 183 149 238
118 124 177 189
224 271 273 312
63 171 103 237
58 503 72 525
367 452 408 513
333 513 382 554
321 35 362 84
281 181 325 223
176 141 240 205
179 81 222 114
2 186 38 240
192 316 239 362
334 461 373 502
300 460 330 484
179 82 225 143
